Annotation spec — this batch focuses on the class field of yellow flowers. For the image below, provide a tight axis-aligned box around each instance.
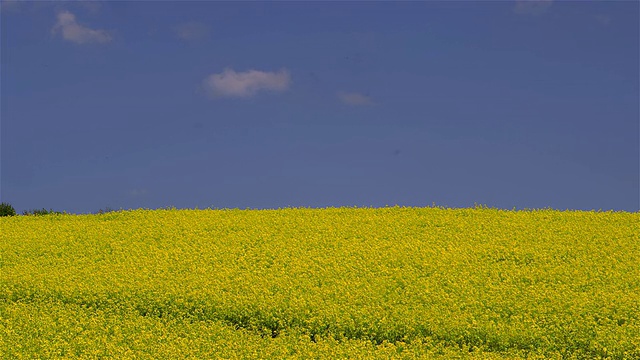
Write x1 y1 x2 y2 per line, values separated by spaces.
1 206 638 359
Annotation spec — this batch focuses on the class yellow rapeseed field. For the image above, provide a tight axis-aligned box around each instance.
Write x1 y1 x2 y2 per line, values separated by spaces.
1 206 638 359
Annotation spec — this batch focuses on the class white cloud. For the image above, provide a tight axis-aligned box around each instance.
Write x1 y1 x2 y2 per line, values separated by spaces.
513 0 553 16
203 68 291 98
51 10 112 44
173 21 209 42
337 91 373 106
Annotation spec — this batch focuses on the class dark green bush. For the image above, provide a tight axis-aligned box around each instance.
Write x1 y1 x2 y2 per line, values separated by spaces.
95 207 116 214
22 208 65 216
0 202 16 217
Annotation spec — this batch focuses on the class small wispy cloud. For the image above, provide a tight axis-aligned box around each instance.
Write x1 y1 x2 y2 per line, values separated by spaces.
51 10 112 44
130 188 147 197
203 68 291 98
173 21 209 42
77 1 102 14
594 14 612 26
513 0 553 16
337 91 373 106
0 0 21 13
2 1 101 15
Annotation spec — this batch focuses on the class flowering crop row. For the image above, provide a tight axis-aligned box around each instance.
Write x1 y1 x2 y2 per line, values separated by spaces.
1 206 638 359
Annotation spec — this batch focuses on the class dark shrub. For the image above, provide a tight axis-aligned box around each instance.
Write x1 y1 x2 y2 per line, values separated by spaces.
95 207 116 214
22 208 63 216
0 202 16 217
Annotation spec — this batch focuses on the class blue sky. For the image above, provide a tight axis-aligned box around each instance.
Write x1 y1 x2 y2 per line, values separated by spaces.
1 0 638 214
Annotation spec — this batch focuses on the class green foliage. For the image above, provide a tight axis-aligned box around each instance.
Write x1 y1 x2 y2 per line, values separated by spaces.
0 202 16 217
22 208 65 216
95 207 116 215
